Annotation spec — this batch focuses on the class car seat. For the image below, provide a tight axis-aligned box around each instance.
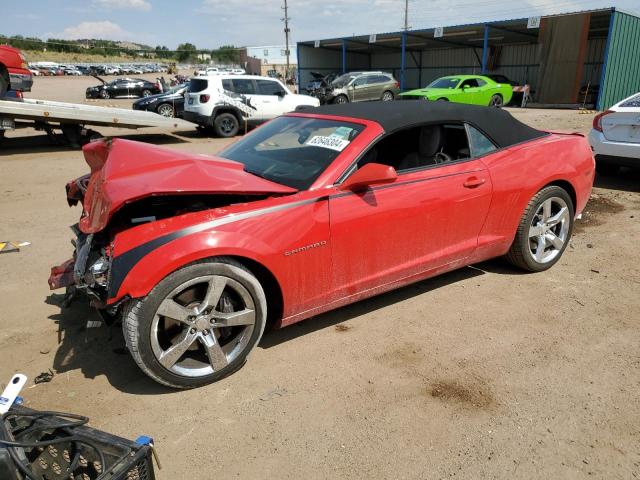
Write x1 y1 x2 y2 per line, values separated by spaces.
397 125 450 170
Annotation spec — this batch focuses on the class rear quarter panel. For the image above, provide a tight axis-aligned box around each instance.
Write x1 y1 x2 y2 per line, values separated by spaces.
475 133 594 259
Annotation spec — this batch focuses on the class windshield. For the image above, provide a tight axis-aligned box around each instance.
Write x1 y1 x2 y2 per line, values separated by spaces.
427 77 460 89
167 84 186 94
331 73 357 87
219 116 364 190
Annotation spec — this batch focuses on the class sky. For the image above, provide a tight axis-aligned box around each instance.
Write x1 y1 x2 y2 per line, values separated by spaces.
5 0 640 49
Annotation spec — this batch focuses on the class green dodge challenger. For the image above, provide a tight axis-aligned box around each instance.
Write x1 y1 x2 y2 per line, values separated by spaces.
399 75 513 107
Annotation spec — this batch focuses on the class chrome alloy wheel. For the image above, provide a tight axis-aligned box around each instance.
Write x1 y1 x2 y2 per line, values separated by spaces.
527 197 570 264
150 275 256 378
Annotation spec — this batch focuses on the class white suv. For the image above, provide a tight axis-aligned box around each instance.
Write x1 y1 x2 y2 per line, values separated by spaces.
183 75 320 137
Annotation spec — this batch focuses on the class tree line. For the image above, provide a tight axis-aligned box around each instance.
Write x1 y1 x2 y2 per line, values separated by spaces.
0 35 240 63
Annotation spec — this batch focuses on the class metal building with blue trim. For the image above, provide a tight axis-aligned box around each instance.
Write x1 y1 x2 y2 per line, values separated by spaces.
297 8 640 110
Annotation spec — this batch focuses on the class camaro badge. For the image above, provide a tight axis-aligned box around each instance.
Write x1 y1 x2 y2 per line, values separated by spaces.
284 240 328 256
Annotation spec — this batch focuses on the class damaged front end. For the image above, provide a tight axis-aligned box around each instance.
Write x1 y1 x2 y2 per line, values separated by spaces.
48 225 116 316
48 138 297 321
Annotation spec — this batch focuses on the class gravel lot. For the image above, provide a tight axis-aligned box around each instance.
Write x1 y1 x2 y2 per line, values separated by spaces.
1 75 639 479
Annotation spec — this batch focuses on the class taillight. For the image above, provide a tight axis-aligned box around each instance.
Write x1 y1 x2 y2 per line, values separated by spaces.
16 91 23 99
200 94 210 103
593 110 613 132
394 81 400 89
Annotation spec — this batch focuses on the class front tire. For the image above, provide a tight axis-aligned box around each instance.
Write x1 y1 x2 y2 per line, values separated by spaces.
333 94 348 104
505 186 574 272
142 89 152 97
122 258 267 389
99 89 110 99
213 112 240 138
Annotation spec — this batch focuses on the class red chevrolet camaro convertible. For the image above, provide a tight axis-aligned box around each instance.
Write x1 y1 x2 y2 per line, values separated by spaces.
49 101 594 388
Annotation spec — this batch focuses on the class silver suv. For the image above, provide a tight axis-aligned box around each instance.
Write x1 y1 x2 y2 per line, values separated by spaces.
324 71 400 104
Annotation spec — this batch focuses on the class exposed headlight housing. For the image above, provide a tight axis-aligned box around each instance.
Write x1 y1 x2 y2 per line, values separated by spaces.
86 257 109 287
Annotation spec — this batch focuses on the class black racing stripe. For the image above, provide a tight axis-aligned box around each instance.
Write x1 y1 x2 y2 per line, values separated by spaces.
108 226 197 299
107 197 320 299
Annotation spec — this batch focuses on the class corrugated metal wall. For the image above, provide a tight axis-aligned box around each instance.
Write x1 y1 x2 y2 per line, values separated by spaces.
599 11 640 109
583 38 606 87
298 44 341 87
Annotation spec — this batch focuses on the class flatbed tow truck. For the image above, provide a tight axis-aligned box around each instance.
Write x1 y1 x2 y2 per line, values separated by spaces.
0 96 193 147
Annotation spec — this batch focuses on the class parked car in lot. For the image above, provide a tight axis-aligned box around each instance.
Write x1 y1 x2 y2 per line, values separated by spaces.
64 67 83 76
0 45 33 97
320 71 399 104
133 83 187 117
49 100 594 388
86 76 162 99
485 74 519 86
183 74 319 137
589 91 640 175
400 75 513 107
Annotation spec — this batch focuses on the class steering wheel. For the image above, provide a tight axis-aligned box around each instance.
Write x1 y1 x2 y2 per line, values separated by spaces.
433 151 452 164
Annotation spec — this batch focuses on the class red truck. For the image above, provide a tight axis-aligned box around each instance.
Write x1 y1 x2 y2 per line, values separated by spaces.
0 45 33 97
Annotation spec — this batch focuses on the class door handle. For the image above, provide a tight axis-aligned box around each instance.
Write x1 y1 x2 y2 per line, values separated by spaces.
463 177 486 188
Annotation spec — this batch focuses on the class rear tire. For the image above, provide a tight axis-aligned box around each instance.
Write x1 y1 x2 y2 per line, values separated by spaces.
437 98 448 102
490 94 503 107
157 103 175 117
213 112 240 138
142 89 152 97
122 258 267 389
505 186 574 272
381 91 394 101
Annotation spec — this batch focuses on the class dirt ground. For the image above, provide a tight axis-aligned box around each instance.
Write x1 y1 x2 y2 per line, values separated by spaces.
1 75 639 479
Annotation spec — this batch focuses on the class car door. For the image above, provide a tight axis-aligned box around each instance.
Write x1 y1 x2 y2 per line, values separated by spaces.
368 75 388 100
255 79 290 118
230 78 262 119
328 123 493 298
351 76 370 102
109 80 125 97
475 78 493 105
459 78 482 104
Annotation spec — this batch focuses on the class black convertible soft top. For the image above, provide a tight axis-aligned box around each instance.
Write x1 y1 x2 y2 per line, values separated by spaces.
304 100 548 148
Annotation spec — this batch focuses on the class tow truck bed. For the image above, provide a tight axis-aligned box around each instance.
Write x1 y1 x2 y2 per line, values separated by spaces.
0 97 192 146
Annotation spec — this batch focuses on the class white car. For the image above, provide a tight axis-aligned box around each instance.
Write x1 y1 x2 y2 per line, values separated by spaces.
183 74 320 137
589 92 640 175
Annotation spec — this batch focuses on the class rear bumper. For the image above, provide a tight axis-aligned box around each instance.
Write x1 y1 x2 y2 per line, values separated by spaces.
8 70 33 92
182 110 211 126
589 129 640 160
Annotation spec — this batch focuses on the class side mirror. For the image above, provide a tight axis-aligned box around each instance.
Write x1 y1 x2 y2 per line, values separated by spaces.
276 90 286 97
461 84 469 89
339 163 397 192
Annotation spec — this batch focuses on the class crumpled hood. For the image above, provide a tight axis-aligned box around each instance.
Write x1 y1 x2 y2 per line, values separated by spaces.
75 138 296 234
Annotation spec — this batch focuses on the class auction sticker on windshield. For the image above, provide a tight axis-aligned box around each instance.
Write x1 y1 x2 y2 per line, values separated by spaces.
306 135 350 151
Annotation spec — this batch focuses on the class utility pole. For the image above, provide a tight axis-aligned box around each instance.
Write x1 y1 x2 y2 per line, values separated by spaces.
282 0 291 80
403 0 410 31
